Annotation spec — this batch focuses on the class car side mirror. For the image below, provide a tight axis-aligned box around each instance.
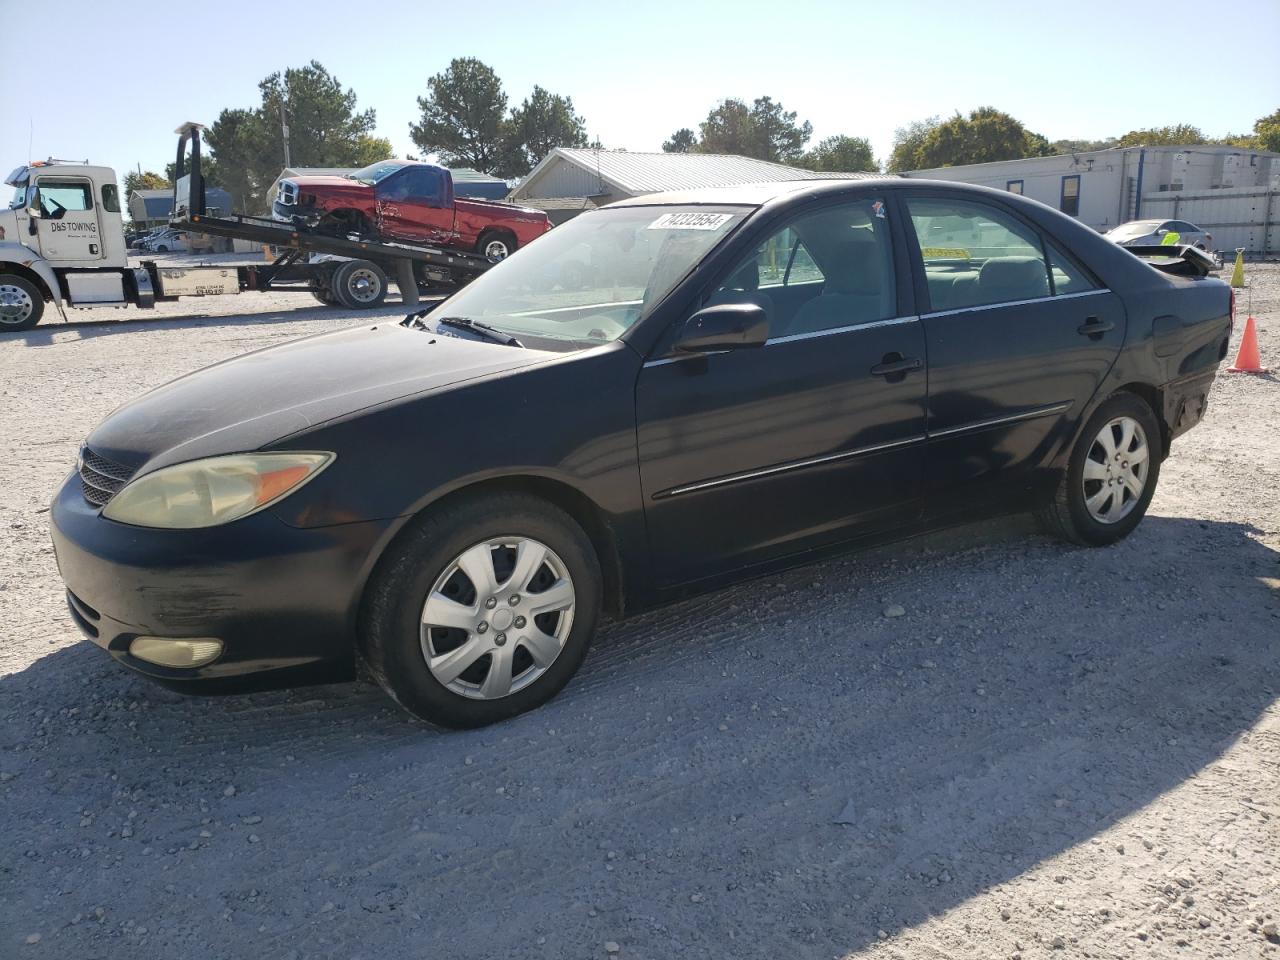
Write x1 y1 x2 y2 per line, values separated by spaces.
673 302 769 353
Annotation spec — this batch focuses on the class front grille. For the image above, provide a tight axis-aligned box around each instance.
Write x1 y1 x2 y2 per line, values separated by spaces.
79 447 135 507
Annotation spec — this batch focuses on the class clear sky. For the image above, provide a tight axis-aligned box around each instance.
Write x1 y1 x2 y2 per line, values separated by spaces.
3 0 1277 182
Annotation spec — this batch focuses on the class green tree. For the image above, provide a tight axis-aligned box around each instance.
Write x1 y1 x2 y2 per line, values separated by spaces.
886 116 940 172
662 127 697 153
410 57 509 172
1050 137 1119 154
1115 124 1205 147
202 65 385 212
122 170 169 197
798 135 878 172
1252 108 1280 152
694 96 812 163
912 107 1053 168
499 85 588 177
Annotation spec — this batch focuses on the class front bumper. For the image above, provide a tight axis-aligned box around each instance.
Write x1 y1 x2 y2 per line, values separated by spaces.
50 474 395 692
271 200 318 227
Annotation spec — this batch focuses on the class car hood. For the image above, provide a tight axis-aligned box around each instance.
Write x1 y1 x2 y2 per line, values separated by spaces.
86 324 556 475
289 176 370 193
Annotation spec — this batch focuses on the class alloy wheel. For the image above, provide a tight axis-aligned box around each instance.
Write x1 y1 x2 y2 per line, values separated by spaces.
0 283 34 326
1082 416 1149 524
420 537 575 700
484 239 511 261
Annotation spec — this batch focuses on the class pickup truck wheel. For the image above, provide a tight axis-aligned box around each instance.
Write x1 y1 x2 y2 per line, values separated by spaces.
1036 392 1162 547
332 260 387 309
360 492 601 728
0 275 44 332
478 231 517 261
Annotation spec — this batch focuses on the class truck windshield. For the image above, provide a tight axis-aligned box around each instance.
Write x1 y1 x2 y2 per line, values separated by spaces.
347 161 406 185
433 205 750 349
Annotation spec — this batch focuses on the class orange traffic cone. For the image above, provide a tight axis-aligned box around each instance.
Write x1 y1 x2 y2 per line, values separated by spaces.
1227 316 1267 373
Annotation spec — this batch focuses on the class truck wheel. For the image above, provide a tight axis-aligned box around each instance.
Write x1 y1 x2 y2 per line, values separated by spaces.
478 230 517 261
0 275 44 332
332 260 388 309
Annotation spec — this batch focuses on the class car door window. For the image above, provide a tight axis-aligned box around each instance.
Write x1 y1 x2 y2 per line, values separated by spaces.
906 197 1051 311
1047 245 1099 296
709 199 895 337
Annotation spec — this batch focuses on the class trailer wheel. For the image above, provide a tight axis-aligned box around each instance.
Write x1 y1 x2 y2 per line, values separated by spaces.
477 230 517 261
0 275 44 332
333 260 388 309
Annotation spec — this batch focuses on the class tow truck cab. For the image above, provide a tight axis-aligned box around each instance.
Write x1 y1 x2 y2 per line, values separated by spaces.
2 161 136 312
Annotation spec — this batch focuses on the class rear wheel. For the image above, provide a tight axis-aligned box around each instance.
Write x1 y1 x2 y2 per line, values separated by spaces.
0 275 44 332
308 279 338 306
360 492 601 728
332 260 387 309
1037 392 1162 546
478 230 517 261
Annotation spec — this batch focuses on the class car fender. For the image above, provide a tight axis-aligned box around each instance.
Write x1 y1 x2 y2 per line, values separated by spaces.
0 243 67 319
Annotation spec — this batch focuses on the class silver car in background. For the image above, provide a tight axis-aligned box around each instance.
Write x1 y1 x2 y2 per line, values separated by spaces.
1105 218 1214 252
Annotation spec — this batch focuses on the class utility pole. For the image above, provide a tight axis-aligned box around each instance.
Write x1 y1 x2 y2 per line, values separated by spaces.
279 99 291 168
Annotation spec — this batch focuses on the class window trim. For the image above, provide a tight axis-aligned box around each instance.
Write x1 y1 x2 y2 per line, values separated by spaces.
1006 179 1024 195
1059 175 1081 217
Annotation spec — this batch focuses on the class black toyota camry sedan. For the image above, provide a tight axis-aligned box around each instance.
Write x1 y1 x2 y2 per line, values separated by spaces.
52 179 1233 727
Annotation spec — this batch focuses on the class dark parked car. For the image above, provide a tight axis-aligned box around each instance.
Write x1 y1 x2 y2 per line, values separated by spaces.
52 180 1233 728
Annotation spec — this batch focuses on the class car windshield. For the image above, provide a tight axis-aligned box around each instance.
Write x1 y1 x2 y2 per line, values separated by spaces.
346 161 406 185
433 205 749 349
1107 222 1161 240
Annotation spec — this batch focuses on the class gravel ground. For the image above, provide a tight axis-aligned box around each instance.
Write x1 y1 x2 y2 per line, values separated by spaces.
1 267 1278 959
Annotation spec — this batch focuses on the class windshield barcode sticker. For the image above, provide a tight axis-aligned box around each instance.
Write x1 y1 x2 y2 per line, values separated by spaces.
648 212 734 231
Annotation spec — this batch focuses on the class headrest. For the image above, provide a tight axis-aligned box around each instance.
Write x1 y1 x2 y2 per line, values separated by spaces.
825 239 882 296
978 257 1049 298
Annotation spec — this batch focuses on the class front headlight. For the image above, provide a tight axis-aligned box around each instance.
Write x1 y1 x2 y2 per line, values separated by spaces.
102 452 333 529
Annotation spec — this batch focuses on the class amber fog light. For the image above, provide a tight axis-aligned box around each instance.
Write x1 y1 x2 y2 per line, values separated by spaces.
128 637 223 668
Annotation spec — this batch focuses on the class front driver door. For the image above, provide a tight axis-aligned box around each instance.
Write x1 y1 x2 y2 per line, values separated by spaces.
375 167 453 244
34 177 103 262
636 197 928 588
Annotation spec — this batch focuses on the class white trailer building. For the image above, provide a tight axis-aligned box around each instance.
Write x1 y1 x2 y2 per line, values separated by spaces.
902 145 1280 253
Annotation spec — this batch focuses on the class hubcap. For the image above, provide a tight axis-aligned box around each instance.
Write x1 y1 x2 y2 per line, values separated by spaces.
420 537 575 700
484 239 510 261
346 268 382 303
1082 416 1149 524
0 284 34 325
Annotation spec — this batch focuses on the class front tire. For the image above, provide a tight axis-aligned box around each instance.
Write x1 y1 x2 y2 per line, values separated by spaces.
360 492 602 728
1037 392 1162 546
0 275 44 332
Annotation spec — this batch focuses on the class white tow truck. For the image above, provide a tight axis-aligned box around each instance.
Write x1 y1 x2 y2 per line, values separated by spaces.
0 125 496 333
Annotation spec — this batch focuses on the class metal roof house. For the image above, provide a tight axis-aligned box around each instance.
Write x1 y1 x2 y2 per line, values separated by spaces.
508 148 881 223
901 145 1280 253
128 187 232 227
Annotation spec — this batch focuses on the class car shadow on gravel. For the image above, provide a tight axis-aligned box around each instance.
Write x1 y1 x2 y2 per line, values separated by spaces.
3 514 1277 958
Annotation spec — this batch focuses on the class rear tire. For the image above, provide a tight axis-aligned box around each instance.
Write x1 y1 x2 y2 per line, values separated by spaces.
478 230 517 261
360 492 602 728
308 279 338 306
0 275 44 332
1036 392 1162 546
332 260 387 309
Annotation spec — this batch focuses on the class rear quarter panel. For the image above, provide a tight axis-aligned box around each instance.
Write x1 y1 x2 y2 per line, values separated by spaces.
454 199 551 249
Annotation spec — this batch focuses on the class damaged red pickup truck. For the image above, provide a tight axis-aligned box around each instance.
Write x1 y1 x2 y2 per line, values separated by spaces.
273 159 550 259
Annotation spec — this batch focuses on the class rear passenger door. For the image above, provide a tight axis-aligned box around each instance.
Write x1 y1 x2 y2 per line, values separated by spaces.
901 194 1126 515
